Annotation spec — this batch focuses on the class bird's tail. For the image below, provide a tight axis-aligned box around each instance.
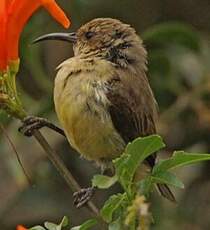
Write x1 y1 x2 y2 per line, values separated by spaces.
156 183 176 203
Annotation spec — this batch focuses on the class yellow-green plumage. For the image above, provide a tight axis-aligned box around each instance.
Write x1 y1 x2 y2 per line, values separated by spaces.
54 58 125 161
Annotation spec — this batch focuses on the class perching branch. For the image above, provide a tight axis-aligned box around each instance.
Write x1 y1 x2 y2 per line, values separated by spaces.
0 58 100 220
31 129 100 216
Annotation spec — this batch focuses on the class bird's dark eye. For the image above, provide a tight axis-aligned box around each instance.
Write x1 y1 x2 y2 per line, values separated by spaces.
85 31 95 39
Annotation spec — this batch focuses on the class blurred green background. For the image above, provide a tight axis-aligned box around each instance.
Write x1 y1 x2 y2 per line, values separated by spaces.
1 0 210 229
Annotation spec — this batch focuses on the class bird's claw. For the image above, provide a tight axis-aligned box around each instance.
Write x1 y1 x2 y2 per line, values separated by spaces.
73 187 95 208
19 116 48 137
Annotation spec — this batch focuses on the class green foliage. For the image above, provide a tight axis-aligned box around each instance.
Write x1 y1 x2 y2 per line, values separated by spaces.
100 193 127 223
108 218 122 230
92 135 210 229
71 219 97 230
150 171 184 189
142 22 201 52
44 216 68 230
153 151 210 173
138 171 184 198
92 174 118 189
30 227 46 230
113 135 165 196
29 216 97 230
25 134 210 229
30 216 68 230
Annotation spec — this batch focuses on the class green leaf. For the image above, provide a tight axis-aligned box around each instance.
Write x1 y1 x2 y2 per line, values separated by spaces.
138 176 154 196
30 227 46 230
71 219 97 230
113 135 165 194
142 22 201 52
100 193 126 223
92 174 118 189
44 222 57 230
153 151 210 174
108 218 122 230
138 171 184 196
59 216 69 228
44 216 69 230
152 171 184 189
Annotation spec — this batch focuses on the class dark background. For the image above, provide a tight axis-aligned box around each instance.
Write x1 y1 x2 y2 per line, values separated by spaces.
1 0 210 229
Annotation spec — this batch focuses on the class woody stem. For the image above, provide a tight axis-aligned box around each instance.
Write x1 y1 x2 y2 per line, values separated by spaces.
1 67 101 220
32 129 100 216
15 112 102 219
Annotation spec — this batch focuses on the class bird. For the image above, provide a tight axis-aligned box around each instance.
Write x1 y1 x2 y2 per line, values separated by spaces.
19 18 175 206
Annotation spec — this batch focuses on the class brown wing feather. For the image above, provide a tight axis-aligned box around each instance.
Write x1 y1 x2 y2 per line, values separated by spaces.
105 74 176 202
106 74 157 168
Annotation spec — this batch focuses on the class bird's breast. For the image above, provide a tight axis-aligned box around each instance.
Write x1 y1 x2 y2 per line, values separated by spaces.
54 73 125 161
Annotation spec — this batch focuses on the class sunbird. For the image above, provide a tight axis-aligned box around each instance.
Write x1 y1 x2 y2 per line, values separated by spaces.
20 18 175 206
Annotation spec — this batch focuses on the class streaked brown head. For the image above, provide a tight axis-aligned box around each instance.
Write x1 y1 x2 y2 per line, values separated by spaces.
33 18 147 68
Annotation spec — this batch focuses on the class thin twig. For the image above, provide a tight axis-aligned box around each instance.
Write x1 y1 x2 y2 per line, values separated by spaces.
0 124 32 185
32 129 99 216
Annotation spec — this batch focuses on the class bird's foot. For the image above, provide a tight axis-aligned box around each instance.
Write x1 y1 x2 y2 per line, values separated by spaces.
19 116 50 137
73 187 95 208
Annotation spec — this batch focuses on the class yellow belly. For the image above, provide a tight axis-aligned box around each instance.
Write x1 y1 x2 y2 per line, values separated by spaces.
54 77 125 161
58 100 125 161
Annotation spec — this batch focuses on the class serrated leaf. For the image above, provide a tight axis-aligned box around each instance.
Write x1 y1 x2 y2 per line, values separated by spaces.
153 151 210 174
113 135 165 194
92 174 118 189
71 219 97 230
30 227 46 230
44 222 57 230
100 193 126 223
152 171 184 189
44 216 69 230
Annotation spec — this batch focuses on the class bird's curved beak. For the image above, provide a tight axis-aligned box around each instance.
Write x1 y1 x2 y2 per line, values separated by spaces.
32 32 77 44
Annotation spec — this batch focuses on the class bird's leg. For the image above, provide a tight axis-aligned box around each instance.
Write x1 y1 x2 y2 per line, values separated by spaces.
73 187 95 208
19 116 66 137
19 117 94 208
73 162 115 208
73 162 105 208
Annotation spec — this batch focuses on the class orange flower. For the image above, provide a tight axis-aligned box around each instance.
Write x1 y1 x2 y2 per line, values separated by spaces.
0 1 7 70
0 0 70 71
16 225 28 230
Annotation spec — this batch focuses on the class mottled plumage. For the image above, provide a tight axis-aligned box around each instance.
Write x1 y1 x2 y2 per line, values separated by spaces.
53 18 175 201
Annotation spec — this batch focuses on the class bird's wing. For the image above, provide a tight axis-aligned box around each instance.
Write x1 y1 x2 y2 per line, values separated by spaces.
105 69 158 167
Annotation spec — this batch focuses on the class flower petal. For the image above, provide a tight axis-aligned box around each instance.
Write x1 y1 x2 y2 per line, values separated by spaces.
42 0 70 29
16 225 28 230
6 0 13 9
7 0 40 60
0 0 7 70
6 0 70 61
0 0 5 11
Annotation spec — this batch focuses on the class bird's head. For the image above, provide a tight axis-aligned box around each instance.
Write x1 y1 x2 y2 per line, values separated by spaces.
34 18 147 68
